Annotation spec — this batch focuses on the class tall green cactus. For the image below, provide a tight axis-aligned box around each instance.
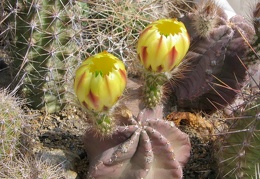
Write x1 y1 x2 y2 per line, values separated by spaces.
217 94 260 178
2 0 86 113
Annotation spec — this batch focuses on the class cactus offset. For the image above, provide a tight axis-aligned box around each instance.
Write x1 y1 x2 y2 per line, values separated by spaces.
191 0 223 37
2 0 85 113
0 89 25 160
247 2 260 65
84 106 191 179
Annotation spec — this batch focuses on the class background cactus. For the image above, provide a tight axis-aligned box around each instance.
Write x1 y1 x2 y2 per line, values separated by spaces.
190 0 223 37
84 0 154 69
0 89 25 160
84 105 191 179
216 92 260 178
1 0 86 113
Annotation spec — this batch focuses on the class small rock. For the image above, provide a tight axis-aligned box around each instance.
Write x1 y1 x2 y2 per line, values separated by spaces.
64 170 78 179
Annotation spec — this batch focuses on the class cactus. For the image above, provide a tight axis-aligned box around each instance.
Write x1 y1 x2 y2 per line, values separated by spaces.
72 13 192 177
216 93 260 178
0 89 25 160
166 0 255 113
83 105 191 179
189 0 224 38
1 0 86 113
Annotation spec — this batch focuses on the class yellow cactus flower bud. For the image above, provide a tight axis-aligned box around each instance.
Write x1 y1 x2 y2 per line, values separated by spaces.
137 18 190 72
74 51 127 112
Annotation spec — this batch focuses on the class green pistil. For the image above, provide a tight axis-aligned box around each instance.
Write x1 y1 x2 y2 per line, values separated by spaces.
94 113 113 136
95 71 103 77
143 71 168 108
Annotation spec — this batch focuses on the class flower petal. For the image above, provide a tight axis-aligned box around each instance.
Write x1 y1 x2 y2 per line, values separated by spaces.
74 52 127 112
137 19 190 72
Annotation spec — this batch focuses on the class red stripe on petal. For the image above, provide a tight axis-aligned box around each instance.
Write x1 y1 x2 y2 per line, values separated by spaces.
139 26 152 39
156 36 163 57
141 46 148 64
168 46 178 67
119 69 127 82
76 72 86 92
88 90 99 109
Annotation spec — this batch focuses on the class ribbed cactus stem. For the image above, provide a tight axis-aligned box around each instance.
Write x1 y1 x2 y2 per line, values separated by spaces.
143 71 168 108
87 110 115 137
84 106 191 179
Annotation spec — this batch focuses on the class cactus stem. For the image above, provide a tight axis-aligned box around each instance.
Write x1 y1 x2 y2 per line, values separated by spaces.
142 70 168 108
87 110 115 137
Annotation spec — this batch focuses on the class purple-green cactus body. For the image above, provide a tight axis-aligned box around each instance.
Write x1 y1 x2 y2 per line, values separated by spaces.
169 14 255 113
84 106 191 179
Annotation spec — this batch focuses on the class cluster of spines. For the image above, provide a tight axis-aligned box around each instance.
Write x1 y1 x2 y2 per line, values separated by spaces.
86 110 116 138
190 0 224 37
142 71 168 108
1 0 85 113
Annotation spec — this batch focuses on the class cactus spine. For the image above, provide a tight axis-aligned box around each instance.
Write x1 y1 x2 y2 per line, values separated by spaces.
2 0 85 113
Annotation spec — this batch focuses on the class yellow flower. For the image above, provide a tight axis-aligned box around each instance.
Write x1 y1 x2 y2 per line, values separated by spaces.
137 18 190 72
74 51 127 112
